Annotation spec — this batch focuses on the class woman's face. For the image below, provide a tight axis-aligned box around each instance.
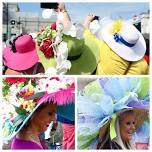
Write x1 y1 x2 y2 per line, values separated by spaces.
119 113 136 143
30 103 57 133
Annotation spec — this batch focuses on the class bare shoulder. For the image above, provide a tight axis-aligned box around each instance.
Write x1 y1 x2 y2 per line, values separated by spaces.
5 68 22 75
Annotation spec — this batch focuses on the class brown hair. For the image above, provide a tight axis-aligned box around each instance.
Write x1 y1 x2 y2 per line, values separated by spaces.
118 110 136 124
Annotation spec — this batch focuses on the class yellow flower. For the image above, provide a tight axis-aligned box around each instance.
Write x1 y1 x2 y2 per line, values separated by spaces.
18 99 36 112
3 128 10 137
25 80 34 96
26 100 36 112
109 19 124 35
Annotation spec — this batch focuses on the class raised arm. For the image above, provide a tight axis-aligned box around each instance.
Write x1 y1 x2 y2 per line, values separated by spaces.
57 3 71 27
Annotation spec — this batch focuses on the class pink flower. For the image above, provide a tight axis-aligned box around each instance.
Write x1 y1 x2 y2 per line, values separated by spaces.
69 82 75 89
51 22 56 30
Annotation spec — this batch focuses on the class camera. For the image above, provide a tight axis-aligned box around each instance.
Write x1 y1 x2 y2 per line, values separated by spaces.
40 3 59 9
93 16 100 21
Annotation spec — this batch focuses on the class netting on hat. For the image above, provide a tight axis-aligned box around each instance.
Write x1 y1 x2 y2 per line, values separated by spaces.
77 77 149 149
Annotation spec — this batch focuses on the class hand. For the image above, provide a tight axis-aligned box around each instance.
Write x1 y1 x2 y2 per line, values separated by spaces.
84 14 95 28
57 3 66 12
57 3 71 28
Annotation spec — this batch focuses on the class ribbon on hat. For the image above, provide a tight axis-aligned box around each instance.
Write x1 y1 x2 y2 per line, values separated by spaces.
9 34 24 53
110 113 117 140
113 33 136 47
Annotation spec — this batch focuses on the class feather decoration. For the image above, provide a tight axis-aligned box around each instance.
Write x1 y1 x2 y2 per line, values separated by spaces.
38 88 74 105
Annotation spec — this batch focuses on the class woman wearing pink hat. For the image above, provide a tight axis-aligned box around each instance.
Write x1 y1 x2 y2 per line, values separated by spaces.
3 34 44 75
2 77 75 149
84 15 149 75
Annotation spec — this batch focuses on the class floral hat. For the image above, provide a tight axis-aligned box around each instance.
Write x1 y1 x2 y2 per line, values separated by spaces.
77 77 149 149
2 77 75 141
36 22 100 75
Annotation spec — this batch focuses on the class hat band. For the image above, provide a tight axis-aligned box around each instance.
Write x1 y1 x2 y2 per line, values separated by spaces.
68 53 81 61
113 33 136 47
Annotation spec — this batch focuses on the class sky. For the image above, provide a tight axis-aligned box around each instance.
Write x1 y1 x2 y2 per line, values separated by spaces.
18 2 149 22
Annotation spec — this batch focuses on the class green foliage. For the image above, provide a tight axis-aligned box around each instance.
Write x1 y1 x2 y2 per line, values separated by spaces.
14 106 27 115
2 80 10 97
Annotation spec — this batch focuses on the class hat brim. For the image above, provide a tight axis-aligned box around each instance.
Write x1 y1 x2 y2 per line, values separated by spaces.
67 32 100 75
98 119 111 141
3 44 39 71
3 91 75 140
101 22 146 61
63 34 84 57
3 103 42 141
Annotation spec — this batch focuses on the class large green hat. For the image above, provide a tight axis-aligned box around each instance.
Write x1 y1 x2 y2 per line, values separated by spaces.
37 23 100 75
66 30 100 75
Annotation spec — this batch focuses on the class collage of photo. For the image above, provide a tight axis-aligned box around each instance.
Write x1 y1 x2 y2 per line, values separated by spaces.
1 1 150 151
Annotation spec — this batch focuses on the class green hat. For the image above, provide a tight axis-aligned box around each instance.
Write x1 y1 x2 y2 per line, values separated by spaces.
37 23 100 75
66 30 100 75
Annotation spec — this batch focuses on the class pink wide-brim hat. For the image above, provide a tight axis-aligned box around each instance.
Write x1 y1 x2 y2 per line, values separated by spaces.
3 35 39 71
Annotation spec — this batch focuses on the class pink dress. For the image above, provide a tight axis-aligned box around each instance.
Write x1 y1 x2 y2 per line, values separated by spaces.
11 136 48 149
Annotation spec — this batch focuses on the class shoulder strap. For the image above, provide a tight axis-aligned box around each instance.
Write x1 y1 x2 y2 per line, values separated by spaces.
123 62 132 75
32 62 39 74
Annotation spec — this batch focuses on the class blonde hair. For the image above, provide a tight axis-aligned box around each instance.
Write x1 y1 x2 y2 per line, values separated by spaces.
112 113 136 149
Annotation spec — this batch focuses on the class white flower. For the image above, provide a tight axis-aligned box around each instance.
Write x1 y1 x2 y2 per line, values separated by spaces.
57 42 68 59
9 84 20 94
54 34 63 45
45 67 57 75
56 59 71 75
2 101 16 123
3 84 20 106
44 41 71 75
46 79 66 93
54 41 71 75
37 78 69 94
129 92 138 98
65 77 75 85
56 23 64 31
